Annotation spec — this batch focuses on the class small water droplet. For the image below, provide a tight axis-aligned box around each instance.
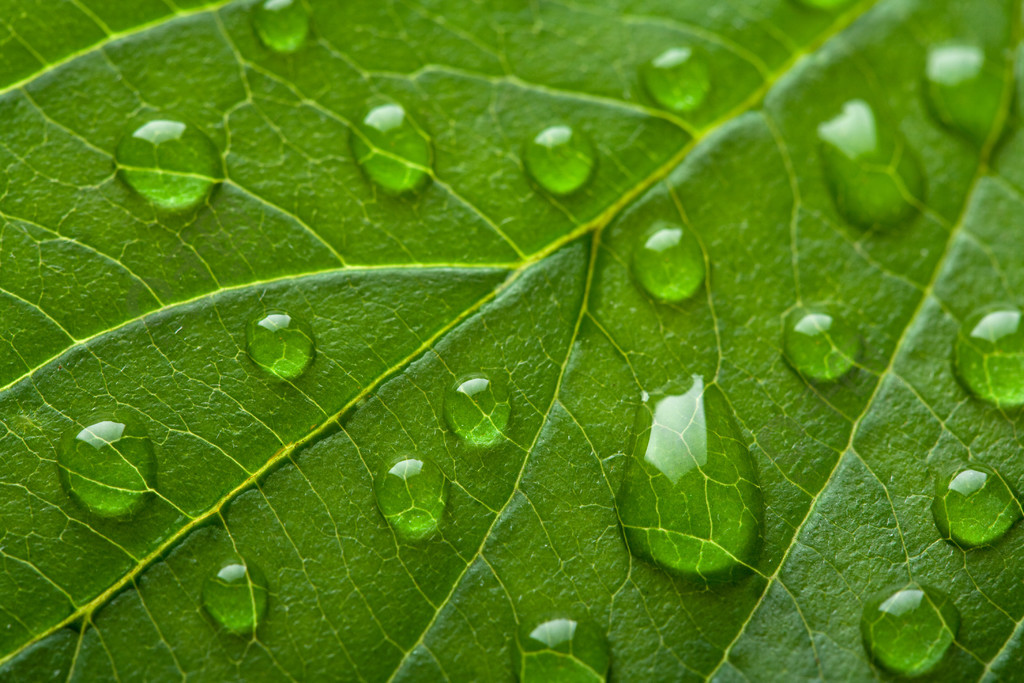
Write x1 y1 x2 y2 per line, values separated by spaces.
523 125 596 197
925 44 1003 146
616 376 762 582
350 103 432 193
516 617 609 682
443 374 511 447
932 463 1022 547
783 308 861 382
115 119 221 211
631 220 705 303
58 418 156 518
954 305 1024 407
245 310 316 381
817 100 924 229
861 583 960 677
202 558 269 634
640 46 710 114
253 0 310 53
374 457 449 541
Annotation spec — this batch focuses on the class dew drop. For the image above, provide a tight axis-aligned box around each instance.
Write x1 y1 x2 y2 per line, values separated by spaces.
516 617 609 683
252 0 310 53
57 418 156 518
861 583 960 677
350 103 432 193
932 463 1022 547
245 310 316 381
925 43 1003 146
202 558 269 635
374 457 449 541
631 220 705 303
817 100 924 229
523 125 596 197
616 375 762 582
443 374 512 447
783 308 861 382
115 119 221 211
954 305 1024 408
640 46 710 114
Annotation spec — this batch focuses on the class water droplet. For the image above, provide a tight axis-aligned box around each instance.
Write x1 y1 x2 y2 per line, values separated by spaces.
516 617 609 682
523 125 596 197
925 44 1003 146
58 418 156 518
631 221 705 303
245 310 316 381
202 558 269 634
115 119 221 211
374 457 449 541
443 374 511 447
616 376 762 582
795 0 854 9
783 308 861 382
253 0 310 53
350 103 432 193
861 583 960 677
954 305 1024 407
640 46 710 114
817 100 924 229
932 463 1022 547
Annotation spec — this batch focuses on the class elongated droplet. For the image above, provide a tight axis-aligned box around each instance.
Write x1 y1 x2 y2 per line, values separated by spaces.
932 463 1022 547
954 305 1024 407
246 310 315 381
631 220 705 303
350 103 432 193
115 119 221 211
818 100 924 229
925 44 1003 146
444 374 511 447
517 617 609 682
58 418 156 518
374 457 449 540
202 558 269 634
253 0 310 53
783 309 860 382
616 376 762 582
861 583 960 677
524 125 595 196
640 46 710 114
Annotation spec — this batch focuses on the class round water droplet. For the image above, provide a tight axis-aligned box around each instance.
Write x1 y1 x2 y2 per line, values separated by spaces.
202 558 269 634
350 103 432 193
817 100 925 229
253 0 310 53
245 310 316 381
932 463 1022 547
783 308 861 382
443 374 512 447
640 46 710 114
861 583 960 677
954 305 1024 408
58 418 156 518
616 375 762 582
516 617 609 682
374 457 449 541
925 44 1003 146
523 125 596 197
631 221 705 303
115 119 221 211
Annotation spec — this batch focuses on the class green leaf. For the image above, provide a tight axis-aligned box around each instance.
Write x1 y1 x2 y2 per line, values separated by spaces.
0 0 1022 680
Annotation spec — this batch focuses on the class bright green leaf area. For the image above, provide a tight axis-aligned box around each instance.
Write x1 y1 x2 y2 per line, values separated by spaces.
0 0 1023 680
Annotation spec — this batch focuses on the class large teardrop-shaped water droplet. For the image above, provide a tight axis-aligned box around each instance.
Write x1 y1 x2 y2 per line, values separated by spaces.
350 103 432 193
516 617 609 682
374 457 449 541
252 0 310 53
861 583 960 677
640 46 710 114
631 220 705 303
443 374 512 447
245 310 316 381
58 418 157 518
202 558 269 635
817 100 925 229
523 125 596 197
954 305 1024 408
783 308 861 382
932 463 1022 548
115 119 222 211
925 43 1004 147
616 376 762 582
